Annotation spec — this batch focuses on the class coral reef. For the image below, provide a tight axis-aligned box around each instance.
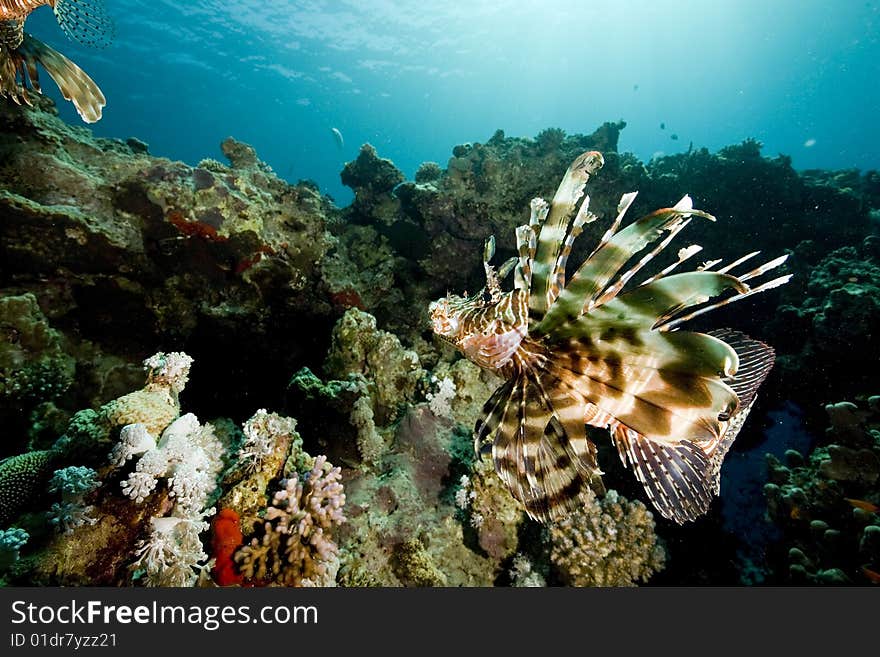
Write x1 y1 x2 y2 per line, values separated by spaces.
0 293 75 444
1 95 878 587
0 96 345 424
770 237 880 405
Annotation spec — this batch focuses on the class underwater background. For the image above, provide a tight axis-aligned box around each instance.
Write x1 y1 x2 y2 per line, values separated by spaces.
0 0 878 586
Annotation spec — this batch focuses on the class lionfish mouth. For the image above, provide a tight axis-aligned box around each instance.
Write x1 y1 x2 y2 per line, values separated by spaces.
428 298 458 340
429 149 790 525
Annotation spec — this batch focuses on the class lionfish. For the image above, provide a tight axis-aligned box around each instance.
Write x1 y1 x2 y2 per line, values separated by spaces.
0 0 113 122
430 151 790 524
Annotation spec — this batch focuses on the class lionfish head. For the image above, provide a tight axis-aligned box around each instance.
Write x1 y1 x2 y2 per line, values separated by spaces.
430 246 529 371
428 293 471 345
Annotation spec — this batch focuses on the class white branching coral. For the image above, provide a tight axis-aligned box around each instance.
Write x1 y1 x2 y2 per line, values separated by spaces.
143 352 194 395
238 409 297 475
426 375 456 419
454 474 475 510
115 414 224 514
130 512 213 587
550 489 666 587
349 396 384 467
47 466 100 534
235 455 346 586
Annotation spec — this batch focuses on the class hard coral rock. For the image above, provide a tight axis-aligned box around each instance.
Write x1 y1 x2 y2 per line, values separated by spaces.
324 308 423 424
0 294 75 443
550 489 666 587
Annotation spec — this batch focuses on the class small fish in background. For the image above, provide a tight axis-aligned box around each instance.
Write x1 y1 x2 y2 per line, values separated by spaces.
633 83 639 91
670 133 679 141
863 567 880 584
331 127 344 150
0 0 112 122
660 122 665 130
804 138 817 148
845 498 879 513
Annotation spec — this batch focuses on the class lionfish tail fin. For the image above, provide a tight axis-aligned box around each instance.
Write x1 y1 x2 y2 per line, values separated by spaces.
475 375 602 522
17 33 105 122
53 0 115 49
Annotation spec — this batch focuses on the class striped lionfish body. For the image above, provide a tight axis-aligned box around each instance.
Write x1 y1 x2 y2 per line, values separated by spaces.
429 151 790 524
0 0 112 122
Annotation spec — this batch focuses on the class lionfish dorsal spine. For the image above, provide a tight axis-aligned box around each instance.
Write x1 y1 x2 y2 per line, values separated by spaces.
533 200 716 336
639 243 704 287
528 152 604 323
548 194 596 306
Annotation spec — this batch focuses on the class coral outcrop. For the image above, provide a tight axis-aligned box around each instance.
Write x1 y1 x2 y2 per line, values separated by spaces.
550 489 666 587
770 237 880 404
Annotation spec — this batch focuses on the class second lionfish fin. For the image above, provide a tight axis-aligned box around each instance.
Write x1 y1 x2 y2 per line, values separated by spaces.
53 0 115 49
612 426 715 524
16 33 105 122
474 379 515 455
529 151 604 322
710 328 775 410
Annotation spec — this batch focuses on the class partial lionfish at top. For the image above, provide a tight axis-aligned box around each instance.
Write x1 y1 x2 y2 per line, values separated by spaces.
429 150 790 525
0 0 113 122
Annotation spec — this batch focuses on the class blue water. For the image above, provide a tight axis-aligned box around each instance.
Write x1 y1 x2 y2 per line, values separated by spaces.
28 0 880 202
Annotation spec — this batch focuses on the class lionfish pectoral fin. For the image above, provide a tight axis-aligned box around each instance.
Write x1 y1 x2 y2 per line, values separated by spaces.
612 426 715 524
17 33 105 122
53 0 115 49
611 329 777 523
475 375 599 522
